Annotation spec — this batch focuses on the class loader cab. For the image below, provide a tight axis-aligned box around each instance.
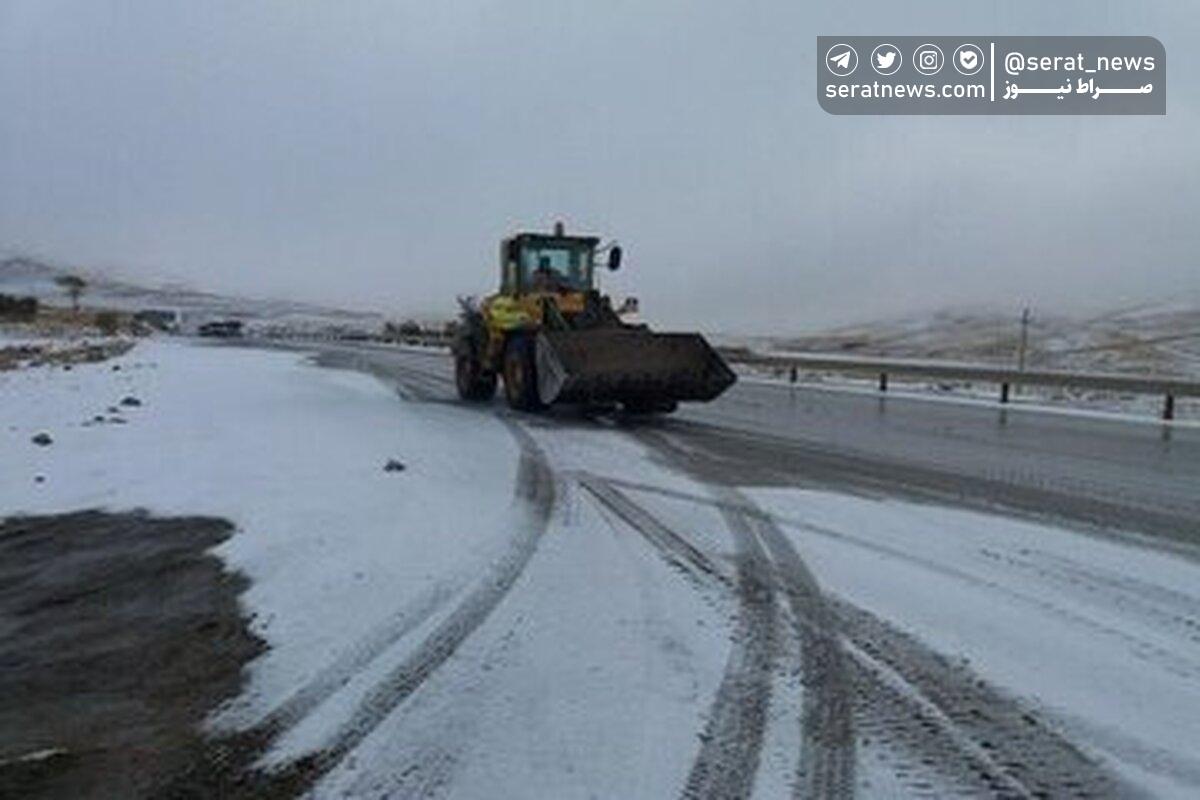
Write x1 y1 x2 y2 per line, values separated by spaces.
500 232 600 296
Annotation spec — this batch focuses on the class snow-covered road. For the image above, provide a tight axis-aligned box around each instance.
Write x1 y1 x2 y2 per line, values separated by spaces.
4 339 1200 798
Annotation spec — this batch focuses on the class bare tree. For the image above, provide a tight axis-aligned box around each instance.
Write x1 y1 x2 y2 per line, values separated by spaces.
55 275 87 312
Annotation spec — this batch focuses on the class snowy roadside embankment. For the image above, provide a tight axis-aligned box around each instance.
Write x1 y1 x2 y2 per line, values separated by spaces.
1 339 526 731
0 330 134 371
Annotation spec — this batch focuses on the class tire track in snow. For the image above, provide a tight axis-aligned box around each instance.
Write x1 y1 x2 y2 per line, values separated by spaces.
628 429 856 800
766 520 1200 684
577 473 730 589
721 492 857 800
578 473 780 800
680 511 778 800
309 346 1128 797
578 470 855 797
255 581 459 739
980 547 1200 646
305 421 555 777
196 348 556 795
312 349 433 402
609 478 1115 797
318 347 455 403
256 352 539 746
594 475 1200 682
381 362 451 402
835 598 1122 799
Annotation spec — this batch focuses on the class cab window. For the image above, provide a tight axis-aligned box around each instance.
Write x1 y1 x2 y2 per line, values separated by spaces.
519 243 592 291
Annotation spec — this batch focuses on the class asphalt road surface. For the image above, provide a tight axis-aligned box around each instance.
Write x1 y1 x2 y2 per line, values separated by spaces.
341 344 1199 549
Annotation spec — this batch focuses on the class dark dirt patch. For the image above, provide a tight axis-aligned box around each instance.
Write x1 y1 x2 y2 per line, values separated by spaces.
0 340 134 372
0 510 264 799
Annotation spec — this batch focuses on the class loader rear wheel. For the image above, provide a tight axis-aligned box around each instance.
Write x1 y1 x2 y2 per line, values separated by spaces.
455 354 497 401
503 336 546 412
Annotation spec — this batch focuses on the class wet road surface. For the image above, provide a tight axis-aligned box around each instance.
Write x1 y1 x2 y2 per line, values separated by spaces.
342 344 1199 547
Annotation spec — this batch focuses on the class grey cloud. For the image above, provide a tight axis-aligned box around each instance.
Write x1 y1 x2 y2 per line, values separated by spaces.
2 1 1197 334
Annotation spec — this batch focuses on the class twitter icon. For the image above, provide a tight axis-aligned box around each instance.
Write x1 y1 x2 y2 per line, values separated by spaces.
871 43 902 75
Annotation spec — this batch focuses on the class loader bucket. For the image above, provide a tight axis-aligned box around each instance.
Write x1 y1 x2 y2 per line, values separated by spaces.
535 328 737 406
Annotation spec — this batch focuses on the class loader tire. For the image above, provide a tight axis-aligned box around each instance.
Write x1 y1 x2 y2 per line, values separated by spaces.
455 354 497 401
622 399 678 415
503 335 546 412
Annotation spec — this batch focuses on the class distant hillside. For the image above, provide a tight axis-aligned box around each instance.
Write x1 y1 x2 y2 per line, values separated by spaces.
0 255 384 334
758 304 1200 379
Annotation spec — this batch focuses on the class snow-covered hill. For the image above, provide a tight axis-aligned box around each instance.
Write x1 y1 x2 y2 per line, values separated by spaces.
0 255 384 336
752 303 1200 379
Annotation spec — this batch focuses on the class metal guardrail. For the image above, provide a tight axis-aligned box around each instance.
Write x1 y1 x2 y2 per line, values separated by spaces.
721 349 1200 421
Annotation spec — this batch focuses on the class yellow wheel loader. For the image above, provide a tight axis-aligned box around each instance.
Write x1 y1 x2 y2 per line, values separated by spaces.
453 223 736 413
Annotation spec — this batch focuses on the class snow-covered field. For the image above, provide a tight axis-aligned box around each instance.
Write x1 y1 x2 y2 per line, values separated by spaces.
2 341 525 733
0 341 728 796
5 339 1200 798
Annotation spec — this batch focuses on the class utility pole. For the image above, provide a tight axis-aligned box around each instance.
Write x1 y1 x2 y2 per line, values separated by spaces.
1017 306 1031 372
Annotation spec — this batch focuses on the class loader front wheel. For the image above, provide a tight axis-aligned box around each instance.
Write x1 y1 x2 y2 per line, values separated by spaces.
455 354 497 401
503 336 546 412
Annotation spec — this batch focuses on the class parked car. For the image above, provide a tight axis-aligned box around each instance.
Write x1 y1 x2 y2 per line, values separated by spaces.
197 320 244 338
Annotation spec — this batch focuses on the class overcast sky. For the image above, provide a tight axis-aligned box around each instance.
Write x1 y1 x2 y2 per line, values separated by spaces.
2 1 1197 333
